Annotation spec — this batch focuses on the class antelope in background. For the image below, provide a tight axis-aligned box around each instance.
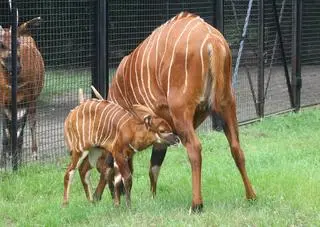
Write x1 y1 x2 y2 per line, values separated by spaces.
63 88 180 207
108 12 256 212
0 17 44 166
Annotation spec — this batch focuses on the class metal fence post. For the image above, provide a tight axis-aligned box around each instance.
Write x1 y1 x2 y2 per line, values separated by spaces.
292 0 302 112
10 1 18 171
215 0 224 33
93 0 108 99
211 0 224 131
257 0 265 118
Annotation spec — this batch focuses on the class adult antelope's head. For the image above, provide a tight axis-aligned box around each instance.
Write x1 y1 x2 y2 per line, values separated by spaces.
132 105 181 146
0 17 41 75
0 25 19 74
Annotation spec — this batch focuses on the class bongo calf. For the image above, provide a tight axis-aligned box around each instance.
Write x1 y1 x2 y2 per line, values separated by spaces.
63 90 180 207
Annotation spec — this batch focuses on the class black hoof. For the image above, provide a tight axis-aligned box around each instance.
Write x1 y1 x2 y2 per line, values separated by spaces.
189 203 204 214
93 192 102 202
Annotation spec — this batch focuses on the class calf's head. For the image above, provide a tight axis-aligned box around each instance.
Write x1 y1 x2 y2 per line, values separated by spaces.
132 105 180 146
0 25 21 75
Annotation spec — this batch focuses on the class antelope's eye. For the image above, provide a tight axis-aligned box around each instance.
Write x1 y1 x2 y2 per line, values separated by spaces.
159 128 166 133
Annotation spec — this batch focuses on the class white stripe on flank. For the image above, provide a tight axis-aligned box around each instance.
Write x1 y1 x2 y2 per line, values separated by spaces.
87 101 95 145
116 57 131 107
146 29 157 102
76 106 83 151
140 33 155 109
65 125 72 149
155 25 165 87
122 57 131 107
167 17 199 97
101 110 129 146
128 54 141 105
183 21 202 94
68 117 75 150
134 45 146 104
90 101 103 144
200 34 210 82
95 104 115 144
99 107 122 145
97 105 120 144
82 101 90 150
110 112 131 146
158 19 180 87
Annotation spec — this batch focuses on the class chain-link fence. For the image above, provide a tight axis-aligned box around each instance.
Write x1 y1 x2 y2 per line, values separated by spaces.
0 0 319 171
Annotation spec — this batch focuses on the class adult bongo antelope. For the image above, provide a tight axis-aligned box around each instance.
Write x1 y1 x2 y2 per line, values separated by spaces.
108 12 256 212
0 17 44 165
63 88 180 207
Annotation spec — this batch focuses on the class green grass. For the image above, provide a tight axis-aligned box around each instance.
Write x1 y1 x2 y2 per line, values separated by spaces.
1 106 319 226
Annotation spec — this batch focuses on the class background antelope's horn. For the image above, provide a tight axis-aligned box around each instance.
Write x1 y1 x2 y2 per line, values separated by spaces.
91 85 104 100
17 16 41 36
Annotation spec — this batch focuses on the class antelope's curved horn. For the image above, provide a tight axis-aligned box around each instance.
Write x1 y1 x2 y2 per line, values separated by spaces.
17 16 41 36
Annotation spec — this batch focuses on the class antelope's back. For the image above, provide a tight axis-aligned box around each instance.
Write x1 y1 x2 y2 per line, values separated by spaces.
19 36 45 101
109 12 230 116
64 99 133 152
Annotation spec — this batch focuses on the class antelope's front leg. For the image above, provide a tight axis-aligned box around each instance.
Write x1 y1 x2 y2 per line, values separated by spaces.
114 151 132 208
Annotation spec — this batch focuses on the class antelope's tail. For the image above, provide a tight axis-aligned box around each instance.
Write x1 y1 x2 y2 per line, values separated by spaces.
91 85 104 100
207 40 232 131
78 88 84 104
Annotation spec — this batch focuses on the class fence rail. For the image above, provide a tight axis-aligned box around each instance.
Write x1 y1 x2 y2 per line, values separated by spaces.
0 0 318 171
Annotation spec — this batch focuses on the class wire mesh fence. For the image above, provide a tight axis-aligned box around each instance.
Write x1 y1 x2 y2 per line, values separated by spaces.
0 0 94 170
0 0 319 171
301 0 320 107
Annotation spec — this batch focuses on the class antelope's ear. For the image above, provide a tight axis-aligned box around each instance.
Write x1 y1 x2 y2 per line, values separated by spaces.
144 115 152 130
132 104 155 116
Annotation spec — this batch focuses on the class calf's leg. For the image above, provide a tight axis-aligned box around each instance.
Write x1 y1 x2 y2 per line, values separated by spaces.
114 150 132 208
78 157 94 202
63 151 88 205
149 143 167 198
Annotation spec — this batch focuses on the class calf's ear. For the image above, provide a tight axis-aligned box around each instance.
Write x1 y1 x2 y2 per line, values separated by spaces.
143 115 152 130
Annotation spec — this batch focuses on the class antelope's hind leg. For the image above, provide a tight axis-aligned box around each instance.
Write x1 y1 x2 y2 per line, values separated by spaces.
78 156 94 202
114 148 132 208
93 154 113 202
217 99 256 200
170 104 204 213
62 150 88 206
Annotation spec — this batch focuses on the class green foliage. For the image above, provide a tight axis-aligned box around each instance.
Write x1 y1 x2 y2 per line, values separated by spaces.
0 106 319 226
